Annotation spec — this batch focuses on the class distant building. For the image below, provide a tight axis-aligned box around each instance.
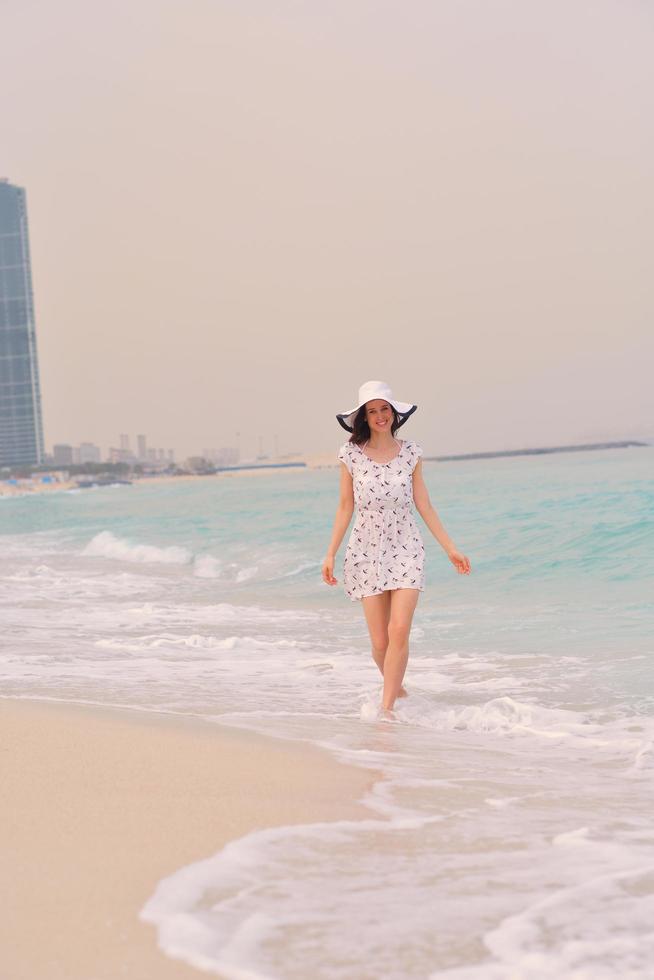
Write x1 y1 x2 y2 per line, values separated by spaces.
108 446 130 464
137 434 147 460
109 433 136 463
203 447 239 466
53 443 74 465
185 456 211 473
0 179 45 467
79 442 101 464
167 448 174 463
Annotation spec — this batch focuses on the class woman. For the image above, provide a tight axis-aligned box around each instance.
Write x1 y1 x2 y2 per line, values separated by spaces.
322 380 471 714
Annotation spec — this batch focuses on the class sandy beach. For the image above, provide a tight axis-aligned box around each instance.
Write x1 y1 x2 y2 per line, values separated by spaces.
1 698 374 980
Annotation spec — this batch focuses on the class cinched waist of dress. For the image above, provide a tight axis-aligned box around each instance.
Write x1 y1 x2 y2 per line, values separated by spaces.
357 504 413 516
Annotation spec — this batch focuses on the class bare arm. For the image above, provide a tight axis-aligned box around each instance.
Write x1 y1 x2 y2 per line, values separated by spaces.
322 464 354 585
412 460 471 575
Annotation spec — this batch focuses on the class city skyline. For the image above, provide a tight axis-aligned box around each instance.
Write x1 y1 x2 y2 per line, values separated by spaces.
45 431 289 465
49 433 178 468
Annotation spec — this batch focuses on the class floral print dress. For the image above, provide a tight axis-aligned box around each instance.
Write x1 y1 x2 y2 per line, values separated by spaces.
337 438 426 601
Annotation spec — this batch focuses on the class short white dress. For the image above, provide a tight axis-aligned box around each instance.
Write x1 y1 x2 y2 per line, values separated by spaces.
337 437 426 601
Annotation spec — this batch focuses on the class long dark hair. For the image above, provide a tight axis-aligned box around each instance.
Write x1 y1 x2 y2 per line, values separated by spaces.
349 403 401 445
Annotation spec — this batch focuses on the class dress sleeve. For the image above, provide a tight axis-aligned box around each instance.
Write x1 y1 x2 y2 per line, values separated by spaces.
410 442 423 472
337 443 353 475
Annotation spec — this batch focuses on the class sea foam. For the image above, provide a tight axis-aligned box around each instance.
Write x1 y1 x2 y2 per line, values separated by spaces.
83 530 191 565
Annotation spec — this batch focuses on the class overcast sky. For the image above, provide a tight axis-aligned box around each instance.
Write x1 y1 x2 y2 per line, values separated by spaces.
2 0 653 460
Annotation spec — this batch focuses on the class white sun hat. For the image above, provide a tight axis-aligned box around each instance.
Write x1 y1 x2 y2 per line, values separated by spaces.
336 380 417 433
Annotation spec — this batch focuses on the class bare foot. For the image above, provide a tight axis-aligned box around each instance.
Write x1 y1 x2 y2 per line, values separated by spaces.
397 686 409 698
379 707 395 720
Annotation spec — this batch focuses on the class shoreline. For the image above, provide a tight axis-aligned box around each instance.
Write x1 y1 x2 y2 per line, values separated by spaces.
0 461 336 498
0 697 375 980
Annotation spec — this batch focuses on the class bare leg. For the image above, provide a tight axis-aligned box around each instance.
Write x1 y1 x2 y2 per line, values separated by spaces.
361 591 391 674
361 591 408 697
382 589 420 711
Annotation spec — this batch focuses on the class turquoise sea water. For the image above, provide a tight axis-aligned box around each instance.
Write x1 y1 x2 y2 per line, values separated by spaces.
2 446 653 978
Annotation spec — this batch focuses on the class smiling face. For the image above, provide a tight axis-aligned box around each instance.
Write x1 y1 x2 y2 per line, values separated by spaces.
364 399 393 432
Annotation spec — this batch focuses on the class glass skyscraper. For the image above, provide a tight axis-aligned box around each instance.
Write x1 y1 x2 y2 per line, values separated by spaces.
0 179 45 468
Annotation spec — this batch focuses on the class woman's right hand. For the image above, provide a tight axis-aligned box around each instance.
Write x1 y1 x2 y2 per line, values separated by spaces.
322 554 338 586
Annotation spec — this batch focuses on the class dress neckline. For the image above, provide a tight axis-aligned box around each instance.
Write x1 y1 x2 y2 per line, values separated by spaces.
359 438 405 466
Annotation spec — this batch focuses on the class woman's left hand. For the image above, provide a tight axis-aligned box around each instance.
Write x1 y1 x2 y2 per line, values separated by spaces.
447 549 471 575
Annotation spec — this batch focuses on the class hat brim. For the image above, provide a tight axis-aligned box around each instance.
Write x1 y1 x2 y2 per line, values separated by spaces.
336 401 417 433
